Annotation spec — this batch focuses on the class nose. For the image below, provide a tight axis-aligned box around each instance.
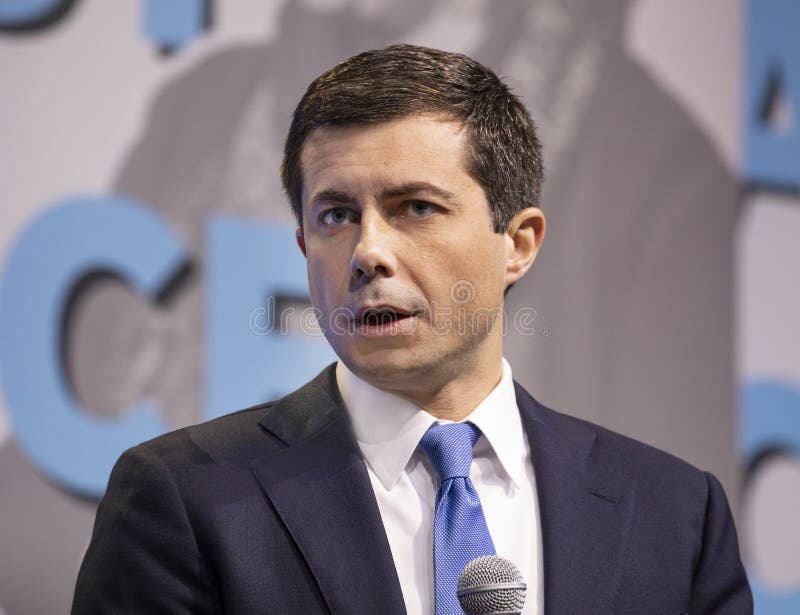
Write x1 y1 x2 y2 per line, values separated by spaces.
350 212 397 284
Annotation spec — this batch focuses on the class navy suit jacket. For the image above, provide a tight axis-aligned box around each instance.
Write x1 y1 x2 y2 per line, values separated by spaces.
72 365 752 614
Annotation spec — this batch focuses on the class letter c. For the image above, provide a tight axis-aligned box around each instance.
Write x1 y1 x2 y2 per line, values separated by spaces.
0 195 184 497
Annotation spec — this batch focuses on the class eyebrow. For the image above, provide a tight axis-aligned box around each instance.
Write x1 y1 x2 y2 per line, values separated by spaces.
309 181 456 209
308 189 355 209
378 182 456 202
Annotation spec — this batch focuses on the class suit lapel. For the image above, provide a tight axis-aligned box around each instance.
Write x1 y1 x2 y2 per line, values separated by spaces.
516 383 637 615
250 367 406 615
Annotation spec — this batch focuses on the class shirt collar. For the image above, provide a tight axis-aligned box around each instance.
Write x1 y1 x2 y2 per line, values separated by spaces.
336 358 525 491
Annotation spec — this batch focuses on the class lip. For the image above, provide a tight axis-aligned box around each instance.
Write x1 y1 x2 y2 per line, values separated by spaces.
350 304 420 338
353 304 413 322
354 314 417 338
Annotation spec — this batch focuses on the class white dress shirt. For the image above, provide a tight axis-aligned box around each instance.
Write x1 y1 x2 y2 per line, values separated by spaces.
336 358 543 615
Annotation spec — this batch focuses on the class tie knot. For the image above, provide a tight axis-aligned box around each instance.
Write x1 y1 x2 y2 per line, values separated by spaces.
419 422 481 481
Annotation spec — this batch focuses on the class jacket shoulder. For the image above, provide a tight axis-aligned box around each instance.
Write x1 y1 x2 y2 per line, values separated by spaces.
123 363 341 471
524 391 710 494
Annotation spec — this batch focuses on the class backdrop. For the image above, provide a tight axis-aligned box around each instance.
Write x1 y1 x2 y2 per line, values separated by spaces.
1 1 798 613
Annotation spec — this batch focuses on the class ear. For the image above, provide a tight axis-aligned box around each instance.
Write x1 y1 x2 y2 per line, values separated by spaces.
504 207 545 287
295 227 307 257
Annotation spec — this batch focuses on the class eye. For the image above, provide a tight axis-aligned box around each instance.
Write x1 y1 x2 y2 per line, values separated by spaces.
406 200 437 217
319 207 357 226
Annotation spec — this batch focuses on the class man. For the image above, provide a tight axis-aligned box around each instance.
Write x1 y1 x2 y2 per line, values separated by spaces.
72 45 752 614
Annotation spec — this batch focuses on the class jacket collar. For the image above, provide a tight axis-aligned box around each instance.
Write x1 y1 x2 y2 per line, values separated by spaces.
251 365 407 615
516 382 636 614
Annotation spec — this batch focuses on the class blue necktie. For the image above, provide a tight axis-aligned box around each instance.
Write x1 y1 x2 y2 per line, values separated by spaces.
420 422 496 615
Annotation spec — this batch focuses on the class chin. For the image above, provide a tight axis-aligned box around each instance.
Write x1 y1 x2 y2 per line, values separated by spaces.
341 347 431 385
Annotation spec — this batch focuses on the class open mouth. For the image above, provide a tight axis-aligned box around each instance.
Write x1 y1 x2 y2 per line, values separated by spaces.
351 305 420 334
359 308 410 326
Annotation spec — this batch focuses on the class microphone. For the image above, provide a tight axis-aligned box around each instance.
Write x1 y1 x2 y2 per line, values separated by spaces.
456 555 527 615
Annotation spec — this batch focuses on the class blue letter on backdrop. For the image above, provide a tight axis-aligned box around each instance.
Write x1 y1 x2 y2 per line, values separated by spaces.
740 380 800 613
0 196 185 497
745 0 800 188
143 0 208 51
206 215 335 419
0 0 73 28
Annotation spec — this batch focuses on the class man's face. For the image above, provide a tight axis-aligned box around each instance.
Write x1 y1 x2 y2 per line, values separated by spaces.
297 115 521 392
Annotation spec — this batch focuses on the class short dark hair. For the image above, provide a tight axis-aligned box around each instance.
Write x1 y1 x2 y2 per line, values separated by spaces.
281 44 544 233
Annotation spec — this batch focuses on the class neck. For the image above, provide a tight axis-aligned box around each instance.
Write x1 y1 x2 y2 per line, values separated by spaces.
383 351 504 422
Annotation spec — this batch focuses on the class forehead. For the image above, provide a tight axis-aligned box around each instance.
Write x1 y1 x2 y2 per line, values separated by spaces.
299 116 474 206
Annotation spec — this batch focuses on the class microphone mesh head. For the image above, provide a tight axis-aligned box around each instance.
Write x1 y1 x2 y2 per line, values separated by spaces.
457 555 526 614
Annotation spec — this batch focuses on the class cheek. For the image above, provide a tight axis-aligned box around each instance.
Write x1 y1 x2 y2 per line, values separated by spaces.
306 256 347 305
305 259 329 303
452 251 506 303
411 250 458 299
